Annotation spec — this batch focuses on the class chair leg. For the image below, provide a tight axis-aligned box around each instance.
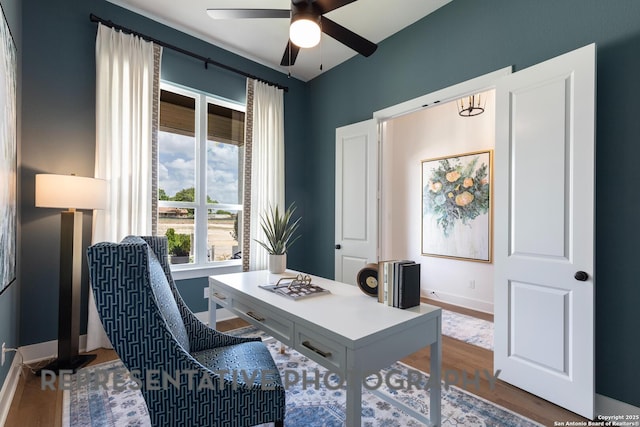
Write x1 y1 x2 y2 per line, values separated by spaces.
274 420 284 427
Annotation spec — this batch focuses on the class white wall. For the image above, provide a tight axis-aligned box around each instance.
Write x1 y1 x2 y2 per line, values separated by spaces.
380 90 495 313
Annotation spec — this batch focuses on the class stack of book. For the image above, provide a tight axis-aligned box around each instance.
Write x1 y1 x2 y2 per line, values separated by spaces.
377 260 420 309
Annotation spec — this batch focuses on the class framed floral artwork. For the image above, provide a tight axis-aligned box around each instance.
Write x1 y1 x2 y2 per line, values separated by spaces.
421 150 492 262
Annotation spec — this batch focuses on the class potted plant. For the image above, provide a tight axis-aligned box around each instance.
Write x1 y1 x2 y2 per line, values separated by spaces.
229 213 240 258
255 203 301 273
165 228 191 264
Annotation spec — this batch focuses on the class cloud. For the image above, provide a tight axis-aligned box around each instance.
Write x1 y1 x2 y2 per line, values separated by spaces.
160 131 195 155
159 131 240 202
159 163 169 181
168 158 196 170
207 143 240 204
159 132 196 197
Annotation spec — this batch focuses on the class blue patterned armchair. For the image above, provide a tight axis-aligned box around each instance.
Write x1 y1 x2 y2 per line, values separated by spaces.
87 236 285 427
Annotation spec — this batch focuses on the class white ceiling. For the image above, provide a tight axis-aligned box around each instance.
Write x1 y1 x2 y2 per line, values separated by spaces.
107 0 451 81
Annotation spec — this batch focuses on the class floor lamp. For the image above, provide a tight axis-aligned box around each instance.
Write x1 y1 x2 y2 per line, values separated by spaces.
35 173 107 373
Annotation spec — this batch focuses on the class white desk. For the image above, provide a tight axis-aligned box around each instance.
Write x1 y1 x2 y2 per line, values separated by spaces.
209 270 441 426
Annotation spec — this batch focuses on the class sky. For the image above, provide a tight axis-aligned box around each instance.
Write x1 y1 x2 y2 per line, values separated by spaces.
158 131 241 204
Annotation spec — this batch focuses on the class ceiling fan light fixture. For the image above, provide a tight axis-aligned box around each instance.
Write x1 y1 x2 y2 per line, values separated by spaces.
290 16 321 48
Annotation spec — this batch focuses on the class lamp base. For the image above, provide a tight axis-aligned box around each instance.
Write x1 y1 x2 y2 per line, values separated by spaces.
35 354 97 375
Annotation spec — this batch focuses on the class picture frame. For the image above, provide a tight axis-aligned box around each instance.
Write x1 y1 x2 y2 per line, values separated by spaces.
0 3 17 295
421 150 493 263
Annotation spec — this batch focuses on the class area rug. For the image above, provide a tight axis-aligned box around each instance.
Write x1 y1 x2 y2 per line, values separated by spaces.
441 309 494 351
63 327 535 427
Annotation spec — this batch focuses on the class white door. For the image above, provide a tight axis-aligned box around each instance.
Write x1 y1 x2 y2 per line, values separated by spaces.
494 44 595 418
335 119 378 284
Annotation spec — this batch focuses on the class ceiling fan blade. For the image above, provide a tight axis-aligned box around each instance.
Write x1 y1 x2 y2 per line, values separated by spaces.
280 42 301 66
313 0 357 14
206 9 290 19
320 16 377 57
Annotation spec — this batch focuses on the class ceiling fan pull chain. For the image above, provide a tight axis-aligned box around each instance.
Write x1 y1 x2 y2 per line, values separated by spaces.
288 40 292 78
319 22 323 71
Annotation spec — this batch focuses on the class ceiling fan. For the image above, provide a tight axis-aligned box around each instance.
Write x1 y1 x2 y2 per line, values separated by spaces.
206 0 378 67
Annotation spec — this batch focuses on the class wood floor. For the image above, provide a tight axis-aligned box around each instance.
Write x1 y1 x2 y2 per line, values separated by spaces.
5 300 586 426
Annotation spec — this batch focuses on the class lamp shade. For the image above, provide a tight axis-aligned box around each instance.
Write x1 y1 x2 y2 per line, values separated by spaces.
35 174 107 210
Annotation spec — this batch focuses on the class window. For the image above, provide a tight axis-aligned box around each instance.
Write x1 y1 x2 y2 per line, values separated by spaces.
157 82 245 269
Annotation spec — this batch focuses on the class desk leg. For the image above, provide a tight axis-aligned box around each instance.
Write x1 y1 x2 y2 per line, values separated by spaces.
430 318 442 426
345 370 362 427
208 291 217 328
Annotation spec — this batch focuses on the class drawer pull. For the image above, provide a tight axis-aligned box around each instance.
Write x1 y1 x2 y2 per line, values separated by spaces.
212 292 227 300
302 341 332 358
246 311 265 322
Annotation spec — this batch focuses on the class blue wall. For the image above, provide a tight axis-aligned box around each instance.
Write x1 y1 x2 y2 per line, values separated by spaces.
175 278 208 314
298 0 640 408
19 0 306 347
0 0 20 393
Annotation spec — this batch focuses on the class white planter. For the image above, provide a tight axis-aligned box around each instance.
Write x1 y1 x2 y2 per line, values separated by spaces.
268 254 286 274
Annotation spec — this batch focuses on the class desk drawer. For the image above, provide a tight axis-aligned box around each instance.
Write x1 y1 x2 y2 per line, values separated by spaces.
209 284 231 308
232 298 294 345
294 324 346 373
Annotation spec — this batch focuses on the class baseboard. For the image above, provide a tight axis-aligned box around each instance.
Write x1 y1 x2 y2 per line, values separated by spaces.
0 353 22 426
1 334 120 424
19 313 234 363
423 289 494 314
596 393 640 417
19 335 88 365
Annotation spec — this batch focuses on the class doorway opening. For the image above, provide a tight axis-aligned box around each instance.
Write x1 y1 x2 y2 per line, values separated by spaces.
379 90 496 314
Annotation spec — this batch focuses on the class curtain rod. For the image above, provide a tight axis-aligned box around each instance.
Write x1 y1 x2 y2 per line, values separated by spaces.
89 13 289 92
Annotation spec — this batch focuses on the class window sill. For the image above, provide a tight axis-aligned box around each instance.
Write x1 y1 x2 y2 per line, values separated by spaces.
171 261 242 281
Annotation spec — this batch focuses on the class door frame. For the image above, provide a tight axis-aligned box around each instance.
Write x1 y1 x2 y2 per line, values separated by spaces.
373 67 512 121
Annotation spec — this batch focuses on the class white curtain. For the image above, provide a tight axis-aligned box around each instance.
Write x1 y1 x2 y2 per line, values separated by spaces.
86 24 160 351
248 80 285 271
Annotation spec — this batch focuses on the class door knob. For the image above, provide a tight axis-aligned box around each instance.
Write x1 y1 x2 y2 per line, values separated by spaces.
335 244 341 250
574 271 589 281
